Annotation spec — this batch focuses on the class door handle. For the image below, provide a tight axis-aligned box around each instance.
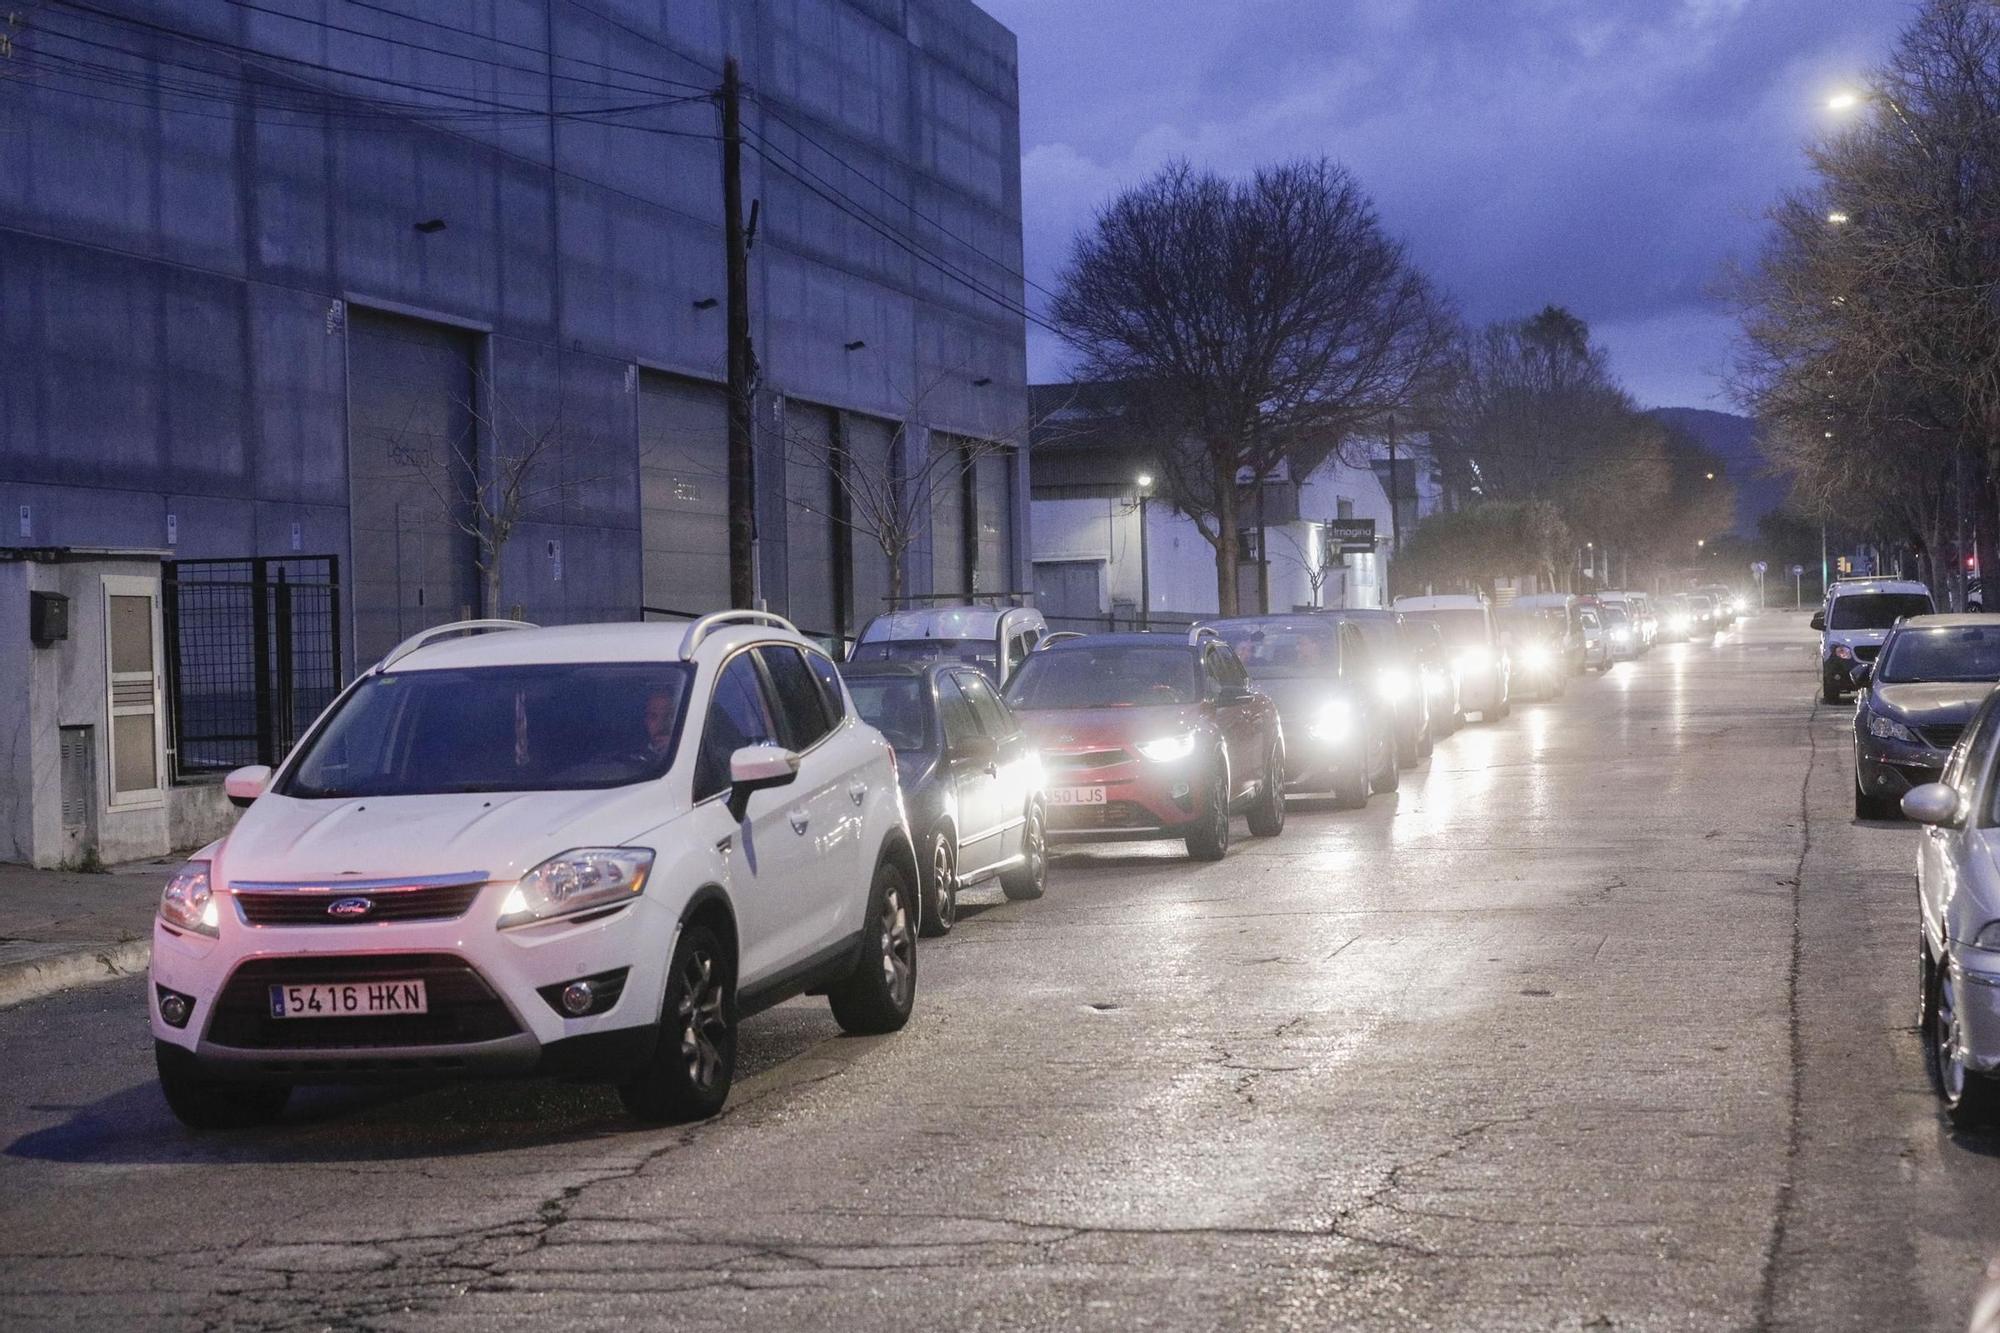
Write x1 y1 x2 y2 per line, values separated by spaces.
847 781 868 806
789 807 811 835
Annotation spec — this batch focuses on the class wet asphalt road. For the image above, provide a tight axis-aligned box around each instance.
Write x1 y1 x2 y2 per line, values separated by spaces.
2 610 1997 1331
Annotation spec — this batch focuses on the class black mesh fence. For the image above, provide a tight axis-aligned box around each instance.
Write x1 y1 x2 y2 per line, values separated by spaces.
164 558 343 776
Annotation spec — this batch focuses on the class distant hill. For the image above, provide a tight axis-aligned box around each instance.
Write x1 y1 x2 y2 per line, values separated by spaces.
1649 407 1790 537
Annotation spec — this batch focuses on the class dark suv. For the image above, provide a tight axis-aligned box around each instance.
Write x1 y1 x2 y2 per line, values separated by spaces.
1327 609 1431 767
1004 631 1287 861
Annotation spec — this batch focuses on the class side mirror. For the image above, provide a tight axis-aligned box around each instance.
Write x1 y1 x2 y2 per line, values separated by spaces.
1850 661 1873 688
1809 612 1826 631
1902 782 1962 826
726 744 800 821
224 764 272 809
953 733 998 767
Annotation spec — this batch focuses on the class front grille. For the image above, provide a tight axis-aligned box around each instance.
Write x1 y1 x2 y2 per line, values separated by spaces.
1854 645 1881 662
1922 724 1965 751
235 882 485 926
1043 749 1128 772
207 953 521 1050
1048 800 1156 831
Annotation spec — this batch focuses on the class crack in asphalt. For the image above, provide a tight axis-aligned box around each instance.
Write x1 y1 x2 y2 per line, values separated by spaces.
1750 691 1816 1332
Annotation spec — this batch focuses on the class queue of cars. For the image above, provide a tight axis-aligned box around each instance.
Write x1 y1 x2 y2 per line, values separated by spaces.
147 588 1726 1133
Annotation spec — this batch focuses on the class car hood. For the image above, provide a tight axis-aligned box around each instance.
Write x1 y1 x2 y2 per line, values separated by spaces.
1015 703 1204 750
1872 682 1995 725
215 786 670 885
1247 677 1345 721
1826 628 1890 648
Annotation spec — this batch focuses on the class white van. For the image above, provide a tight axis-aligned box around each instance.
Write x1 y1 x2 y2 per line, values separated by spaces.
1811 578 1935 702
850 603 1049 684
1391 595 1512 721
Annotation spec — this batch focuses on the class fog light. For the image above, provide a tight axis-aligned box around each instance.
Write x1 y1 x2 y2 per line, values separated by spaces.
156 985 193 1029
560 981 595 1016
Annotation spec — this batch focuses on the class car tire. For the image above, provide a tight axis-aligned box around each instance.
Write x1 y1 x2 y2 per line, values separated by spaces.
619 920 737 1124
155 1041 290 1131
828 858 917 1035
999 802 1047 901
1373 733 1400 794
1334 740 1371 809
1492 694 1511 721
1185 765 1231 862
1926 944 2000 1129
1246 744 1287 837
920 825 958 938
1854 776 1899 821
1396 725 1419 770
1822 673 1844 705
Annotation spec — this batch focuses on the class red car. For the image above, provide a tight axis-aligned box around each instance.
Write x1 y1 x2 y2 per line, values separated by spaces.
1001 631 1287 860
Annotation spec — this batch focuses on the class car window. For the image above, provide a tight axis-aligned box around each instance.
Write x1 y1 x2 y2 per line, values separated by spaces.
1829 592 1934 630
1214 645 1250 688
1877 626 2000 684
758 645 833 751
846 674 931 752
937 674 983 747
1213 619 1341 679
804 649 847 724
1004 646 1201 709
1342 625 1369 675
695 654 783 801
958 672 1015 738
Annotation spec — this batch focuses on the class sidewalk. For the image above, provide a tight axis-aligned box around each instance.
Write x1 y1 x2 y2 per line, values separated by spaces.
0 858 173 1008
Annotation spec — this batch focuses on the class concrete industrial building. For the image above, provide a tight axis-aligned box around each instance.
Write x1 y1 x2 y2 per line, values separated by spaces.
0 0 1028 864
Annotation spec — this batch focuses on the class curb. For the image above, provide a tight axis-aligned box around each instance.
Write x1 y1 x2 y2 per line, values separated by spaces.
0 940 151 1011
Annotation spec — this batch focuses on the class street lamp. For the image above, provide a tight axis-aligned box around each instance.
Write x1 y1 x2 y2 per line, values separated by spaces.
1827 211 1850 225
1135 472 1154 630
1827 91 1860 111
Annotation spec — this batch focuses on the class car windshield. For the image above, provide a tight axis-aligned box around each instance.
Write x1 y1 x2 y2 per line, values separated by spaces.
280 663 693 798
1602 605 1630 626
1878 626 2000 684
1004 646 1199 710
1406 608 1488 646
846 675 932 752
1828 593 1933 630
850 638 999 679
1210 620 1340 679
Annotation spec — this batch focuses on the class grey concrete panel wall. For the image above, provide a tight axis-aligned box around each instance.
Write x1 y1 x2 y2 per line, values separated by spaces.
1 0 1026 646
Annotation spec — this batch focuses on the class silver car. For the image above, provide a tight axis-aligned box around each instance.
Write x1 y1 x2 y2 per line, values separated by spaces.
1905 689 2000 1126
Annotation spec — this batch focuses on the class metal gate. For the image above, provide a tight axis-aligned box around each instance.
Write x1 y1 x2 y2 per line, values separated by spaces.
162 557 343 776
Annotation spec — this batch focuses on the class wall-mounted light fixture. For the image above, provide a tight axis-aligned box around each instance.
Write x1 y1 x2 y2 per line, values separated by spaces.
414 218 447 234
692 297 719 310
844 340 867 351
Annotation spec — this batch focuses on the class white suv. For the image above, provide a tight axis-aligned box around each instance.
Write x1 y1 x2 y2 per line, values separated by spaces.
1812 579 1935 703
148 613 920 1129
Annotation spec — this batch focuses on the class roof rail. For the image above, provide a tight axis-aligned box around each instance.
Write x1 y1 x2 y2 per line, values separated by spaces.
678 609 799 659
1188 625 1221 646
378 619 538 672
1036 630 1086 650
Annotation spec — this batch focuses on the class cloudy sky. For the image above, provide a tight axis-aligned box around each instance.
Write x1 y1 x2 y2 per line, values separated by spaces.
978 0 1911 412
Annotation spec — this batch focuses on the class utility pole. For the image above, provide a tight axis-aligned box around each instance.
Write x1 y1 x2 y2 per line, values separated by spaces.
721 56 757 609
1385 414 1401 556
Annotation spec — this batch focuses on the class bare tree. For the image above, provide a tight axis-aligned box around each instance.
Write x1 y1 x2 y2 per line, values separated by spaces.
388 364 598 619
1051 159 1455 615
1267 524 1342 608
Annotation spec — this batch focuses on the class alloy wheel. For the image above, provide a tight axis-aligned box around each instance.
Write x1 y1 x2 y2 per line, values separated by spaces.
932 836 958 930
677 949 729 1093
879 878 916 1008
1022 808 1045 883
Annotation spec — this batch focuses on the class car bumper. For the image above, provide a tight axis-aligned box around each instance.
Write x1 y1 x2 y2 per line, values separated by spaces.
1948 949 2000 1074
1282 728 1365 790
1041 753 1213 839
148 891 673 1083
1854 729 1948 799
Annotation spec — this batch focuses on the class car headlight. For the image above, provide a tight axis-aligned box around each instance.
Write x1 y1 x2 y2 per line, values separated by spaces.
1832 644 1854 659
1136 732 1198 764
1610 627 1631 643
1376 669 1409 703
1454 647 1491 674
1518 643 1553 669
498 848 654 929
1972 922 2000 950
1867 714 1918 743
1669 615 1690 632
160 860 220 937
1309 699 1353 741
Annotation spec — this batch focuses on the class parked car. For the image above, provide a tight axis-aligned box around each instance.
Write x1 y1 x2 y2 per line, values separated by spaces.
1206 614 1398 808
842 662 1047 934
1002 630 1287 860
1398 617 1461 740
1851 616 2000 818
1578 604 1611 671
1901 694 2000 1125
1498 604 1569 700
1394 595 1512 721
1811 578 1936 703
1330 609 1433 765
1599 602 1638 661
850 603 1048 685
148 613 920 1130
1512 593 1586 673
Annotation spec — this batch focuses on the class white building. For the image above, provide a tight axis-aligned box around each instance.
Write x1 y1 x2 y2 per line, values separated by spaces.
1026 384 1444 625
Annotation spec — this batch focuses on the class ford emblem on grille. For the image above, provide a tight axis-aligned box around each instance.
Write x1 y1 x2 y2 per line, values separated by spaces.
327 897 375 919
